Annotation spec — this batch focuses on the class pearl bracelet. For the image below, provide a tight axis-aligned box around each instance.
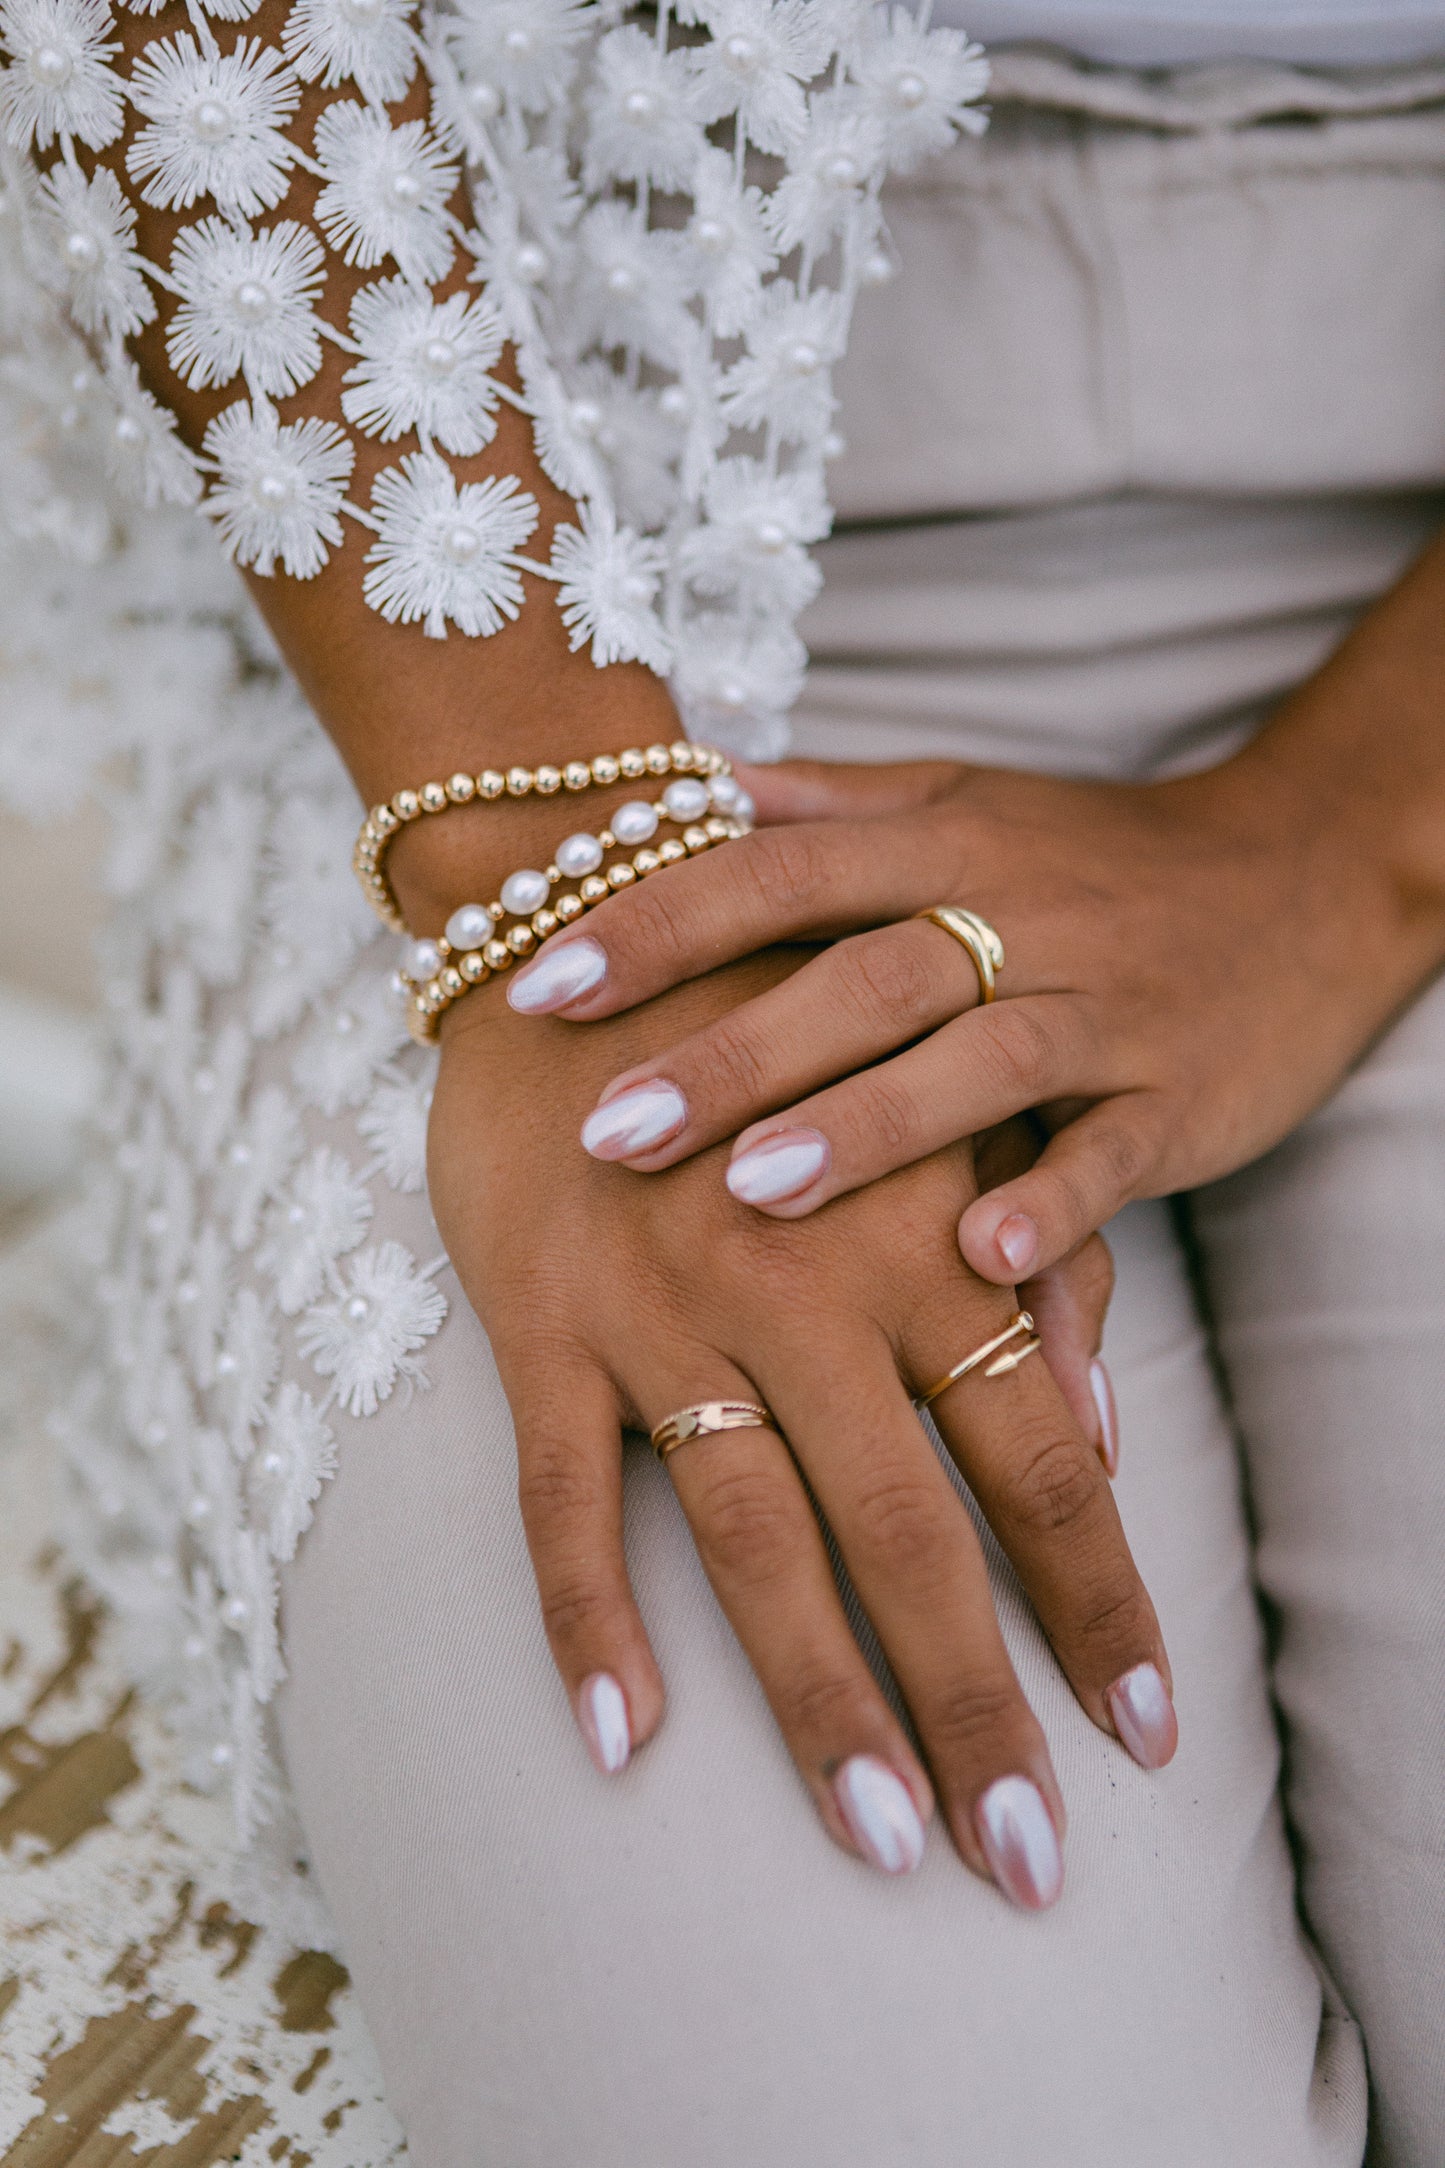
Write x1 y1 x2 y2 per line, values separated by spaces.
396 795 751 1044
354 739 738 933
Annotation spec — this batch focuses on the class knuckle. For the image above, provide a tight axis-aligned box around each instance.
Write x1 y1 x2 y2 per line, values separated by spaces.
840 935 941 1030
923 1673 1026 1760
849 1471 955 1581
516 1443 596 1537
614 875 697 972
692 1462 801 1590
979 1007 1054 1103
782 1660 874 1748
741 827 832 917
847 1071 924 1159
998 1427 1102 1541
699 1013 774 1106
1094 1117 1155 1198
537 1569 615 1651
1072 1581 1156 1666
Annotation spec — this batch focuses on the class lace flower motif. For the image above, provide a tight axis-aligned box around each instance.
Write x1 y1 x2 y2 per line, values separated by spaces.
104 355 203 507
255 1146 373 1315
166 219 326 397
851 8 990 171
550 500 671 671
583 24 704 193
36 160 155 339
687 153 775 339
202 399 354 579
0 0 123 152
248 1382 337 1565
342 279 504 454
290 969 408 1115
282 0 417 106
297 1240 447 1419
214 1285 279 1443
217 1084 302 1252
720 283 842 441
573 201 693 366
682 457 828 612
126 34 301 217
768 90 883 256
357 1063 434 1193
363 450 538 638
313 102 458 285
686 0 831 156
673 617 806 758
442 0 591 116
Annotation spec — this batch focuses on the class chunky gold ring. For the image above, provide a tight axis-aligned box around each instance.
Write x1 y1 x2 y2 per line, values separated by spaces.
916 1311 1040 1411
915 905 1005 1005
652 1401 781 1463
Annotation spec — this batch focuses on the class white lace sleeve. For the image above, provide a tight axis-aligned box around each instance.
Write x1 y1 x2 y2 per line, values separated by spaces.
0 0 988 754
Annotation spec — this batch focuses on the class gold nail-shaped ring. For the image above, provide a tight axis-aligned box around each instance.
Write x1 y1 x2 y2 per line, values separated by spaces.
916 1311 1037 1411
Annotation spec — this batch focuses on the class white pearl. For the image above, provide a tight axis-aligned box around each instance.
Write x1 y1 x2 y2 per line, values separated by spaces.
229 1141 252 1165
113 414 143 445
32 43 72 86
708 773 742 811
186 1495 212 1526
211 1741 234 1767
605 264 637 297
223 1596 249 1626
621 573 653 605
232 278 271 318
717 678 747 709
406 937 442 981
824 153 859 187
514 242 546 280
658 384 688 420
191 98 232 141
752 518 788 554
786 340 821 375
499 867 551 916
570 396 603 436
860 250 894 286
256 471 292 507
65 230 98 267
287 1202 306 1224
391 170 423 204
503 24 532 54
422 335 457 375
734 788 756 822
722 32 758 70
341 0 384 19
623 88 657 122
891 69 927 108
183 1634 207 1661
444 902 493 950
555 832 603 878
346 1294 371 1322
692 216 729 255
215 1351 237 1375
262 1450 285 1474
445 522 480 562
611 800 659 845
468 80 502 119
388 969 410 1005
662 777 710 821
823 430 846 460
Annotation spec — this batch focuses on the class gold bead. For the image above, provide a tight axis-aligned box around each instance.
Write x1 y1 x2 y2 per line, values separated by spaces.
555 893 584 923
683 825 710 854
704 817 730 841
607 862 636 890
393 789 420 821
506 765 533 797
644 743 672 774
506 924 536 956
596 829 615 850
459 951 488 983
633 848 661 876
591 754 621 786
423 979 444 1005
477 770 506 799
373 803 399 835
563 761 592 791
483 939 512 971
535 765 562 795
669 740 695 769
489 899 506 921
619 747 646 778
545 865 560 883
579 875 609 905
406 1007 434 1045
658 838 687 865
420 780 448 813
441 966 465 996
446 772 476 803
532 908 558 939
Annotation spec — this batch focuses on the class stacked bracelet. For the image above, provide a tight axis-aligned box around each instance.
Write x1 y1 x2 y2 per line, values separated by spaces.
397 800 751 1044
354 740 741 932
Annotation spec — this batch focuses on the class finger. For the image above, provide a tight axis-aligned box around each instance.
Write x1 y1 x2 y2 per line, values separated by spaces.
958 1099 1166 1285
718 999 1098 1215
761 1323 1068 1909
915 1307 1176 1773
737 757 962 827
504 814 964 1021
507 1352 664 1777
628 1352 934 1875
578 919 999 1170
1019 1235 1119 1474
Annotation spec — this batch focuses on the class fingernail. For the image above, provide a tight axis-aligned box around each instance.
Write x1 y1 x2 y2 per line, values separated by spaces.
997 1214 1039 1275
1106 1662 1178 1771
577 1672 630 1775
1090 1359 1119 1477
507 937 607 1014
834 1755 926 1874
975 1776 1063 1910
581 1079 687 1159
726 1128 830 1206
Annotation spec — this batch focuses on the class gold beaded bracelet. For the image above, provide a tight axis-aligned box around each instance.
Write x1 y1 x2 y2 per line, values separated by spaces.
354 740 736 933
399 812 750 1044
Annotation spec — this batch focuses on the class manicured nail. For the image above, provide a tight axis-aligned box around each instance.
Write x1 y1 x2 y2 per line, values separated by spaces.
1090 1359 1119 1476
997 1214 1039 1275
834 1755 926 1875
507 937 607 1014
975 1776 1063 1910
726 1128 830 1206
577 1672 630 1774
1106 1662 1177 1771
581 1080 687 1159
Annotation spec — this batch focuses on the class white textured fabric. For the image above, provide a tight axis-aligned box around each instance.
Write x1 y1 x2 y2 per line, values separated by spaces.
936 1 1445 66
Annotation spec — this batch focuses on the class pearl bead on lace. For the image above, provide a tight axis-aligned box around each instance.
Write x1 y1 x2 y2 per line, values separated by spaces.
340 0 385 19
693 217 729 255
786 341 821 375
232 279 271 319
891 70 928 108
861 250 894 286
659 384 688 420
623 88 658 122
346 1295 371 1322
606 264 637 296
422 337 458 375
65 231 98 267
752 518 788 553
191 99 233 141
391 171 423 204
31 44 72 86
514 242 547 281
570 397 603 436
262 1451 285 1474
503 25 532 55
255 472 293 507
825 154 860 187
114 414 143 445
468 80 501 119
722 33 759 71
445 523 480 562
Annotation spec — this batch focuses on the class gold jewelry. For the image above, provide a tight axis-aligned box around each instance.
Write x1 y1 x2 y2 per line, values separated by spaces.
914 905 1005 1005
651 1400 781 1463
916 1311 1038 1411
354 741 738 931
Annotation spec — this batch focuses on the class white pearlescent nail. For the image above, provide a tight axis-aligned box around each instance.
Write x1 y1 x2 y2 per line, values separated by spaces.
1091 1359 1119 1477
726 1129 829 1206
507 937 607 1013
975 1776 1063 1911
578 1672 630 1775
835 1755 926 1875
1107 1662 1177 1771
581 1080 687 1159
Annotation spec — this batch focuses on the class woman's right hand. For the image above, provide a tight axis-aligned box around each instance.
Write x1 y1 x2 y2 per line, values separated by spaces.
427 945 1176 1906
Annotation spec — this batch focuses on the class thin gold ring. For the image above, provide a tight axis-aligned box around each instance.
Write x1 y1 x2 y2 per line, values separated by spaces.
916 1311 1040 1411
915 905 1005 1005
652 1400 781 1463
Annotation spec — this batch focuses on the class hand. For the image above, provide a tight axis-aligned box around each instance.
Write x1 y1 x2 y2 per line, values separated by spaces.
427 955 1174 1905
501 727 1440 1287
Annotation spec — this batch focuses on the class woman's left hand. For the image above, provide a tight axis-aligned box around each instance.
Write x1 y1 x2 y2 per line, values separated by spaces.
503 730 1441 1287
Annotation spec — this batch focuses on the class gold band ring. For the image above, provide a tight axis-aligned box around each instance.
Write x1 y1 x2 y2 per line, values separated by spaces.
916 1311 1041 1411
915 905 1005 1005
652 1400 781 1463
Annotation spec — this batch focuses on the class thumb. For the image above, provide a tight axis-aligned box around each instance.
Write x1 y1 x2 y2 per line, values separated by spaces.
735 757 962 826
